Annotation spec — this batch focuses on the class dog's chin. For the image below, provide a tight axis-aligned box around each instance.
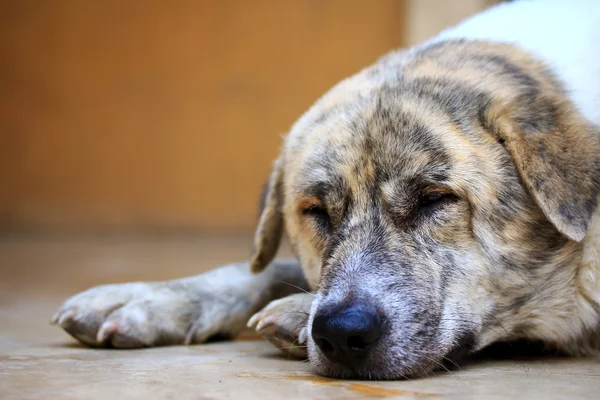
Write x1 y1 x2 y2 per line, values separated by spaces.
307 341 447 380
307 332 477 380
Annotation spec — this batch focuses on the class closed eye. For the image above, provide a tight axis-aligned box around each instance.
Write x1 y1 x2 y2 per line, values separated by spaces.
302 205 329 219
419 189 458 210
302 205 331 232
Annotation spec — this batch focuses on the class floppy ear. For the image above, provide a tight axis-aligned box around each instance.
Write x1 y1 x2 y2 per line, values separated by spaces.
492 95 600 242
249 157 285 273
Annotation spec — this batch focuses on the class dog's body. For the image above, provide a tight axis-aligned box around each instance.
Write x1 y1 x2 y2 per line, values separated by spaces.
51 0 600 379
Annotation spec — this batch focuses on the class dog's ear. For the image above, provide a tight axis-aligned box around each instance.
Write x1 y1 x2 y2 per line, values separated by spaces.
491 95 600 242
250 157 285 273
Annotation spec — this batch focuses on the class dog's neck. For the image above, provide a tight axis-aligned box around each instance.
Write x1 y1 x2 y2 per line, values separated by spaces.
525 209 600 354
580 208 600 308
568 205 600 353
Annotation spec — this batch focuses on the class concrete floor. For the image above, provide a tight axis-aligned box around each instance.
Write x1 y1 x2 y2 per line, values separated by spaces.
1 235 599 400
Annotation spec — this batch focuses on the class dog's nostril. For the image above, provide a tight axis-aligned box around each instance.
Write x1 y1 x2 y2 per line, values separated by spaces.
315 338 334 355
347 335 367 351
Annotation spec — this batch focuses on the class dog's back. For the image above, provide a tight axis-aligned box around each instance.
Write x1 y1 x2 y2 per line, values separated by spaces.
433 0 600 125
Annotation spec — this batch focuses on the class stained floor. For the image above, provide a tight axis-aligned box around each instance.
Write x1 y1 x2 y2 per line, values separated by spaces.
1 235 599 399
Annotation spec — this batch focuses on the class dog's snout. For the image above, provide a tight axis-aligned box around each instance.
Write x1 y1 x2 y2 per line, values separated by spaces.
311 304 383 366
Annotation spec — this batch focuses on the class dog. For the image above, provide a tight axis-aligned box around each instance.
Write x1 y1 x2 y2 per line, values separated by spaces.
51 0 600 379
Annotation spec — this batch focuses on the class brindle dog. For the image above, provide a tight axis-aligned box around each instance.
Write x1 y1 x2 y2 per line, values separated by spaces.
51 0 600 379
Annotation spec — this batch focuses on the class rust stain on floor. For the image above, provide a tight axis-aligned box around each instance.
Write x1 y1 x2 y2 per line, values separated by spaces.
237 373 441 398
237 372 340 386
346 383 441 398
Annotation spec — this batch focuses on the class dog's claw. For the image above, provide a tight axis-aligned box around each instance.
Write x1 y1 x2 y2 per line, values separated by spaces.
256 317 275 332
247 310 276 332
57 309 76 326
298 327 308 344
96 320 119 343
247 312 260 328
50 311 60 325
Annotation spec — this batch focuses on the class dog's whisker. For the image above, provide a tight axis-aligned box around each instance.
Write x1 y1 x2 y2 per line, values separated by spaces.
512 270 544 298
442 356 462 372
425 355 454 376
276 280 314 296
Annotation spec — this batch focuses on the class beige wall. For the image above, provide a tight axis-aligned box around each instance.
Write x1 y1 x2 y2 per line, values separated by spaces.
405 0 497 45
0 0 497 234
0 0 407 233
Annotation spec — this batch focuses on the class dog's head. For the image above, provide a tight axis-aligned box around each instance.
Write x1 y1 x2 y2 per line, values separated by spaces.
251 41 600 379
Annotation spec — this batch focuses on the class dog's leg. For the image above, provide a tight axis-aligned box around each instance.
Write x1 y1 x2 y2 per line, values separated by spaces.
247 293 313 358
50 259 308 348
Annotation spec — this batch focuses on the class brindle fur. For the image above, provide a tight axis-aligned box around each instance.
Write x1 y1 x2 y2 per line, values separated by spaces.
52 39 600 379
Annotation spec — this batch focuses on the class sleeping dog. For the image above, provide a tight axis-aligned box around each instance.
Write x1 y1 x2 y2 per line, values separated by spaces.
51 0 600 379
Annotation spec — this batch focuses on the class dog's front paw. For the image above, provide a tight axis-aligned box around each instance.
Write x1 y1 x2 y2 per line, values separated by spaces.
51 282 161 347
247 293 313 358
51 279 248 348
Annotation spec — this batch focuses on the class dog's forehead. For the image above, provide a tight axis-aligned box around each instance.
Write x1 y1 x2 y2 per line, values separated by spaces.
285 89 457 196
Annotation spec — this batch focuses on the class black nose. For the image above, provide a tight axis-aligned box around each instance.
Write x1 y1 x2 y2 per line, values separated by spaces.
311 303 383 366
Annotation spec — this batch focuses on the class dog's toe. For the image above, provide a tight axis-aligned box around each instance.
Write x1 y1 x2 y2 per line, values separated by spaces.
95 319 149 348
53 306 117 347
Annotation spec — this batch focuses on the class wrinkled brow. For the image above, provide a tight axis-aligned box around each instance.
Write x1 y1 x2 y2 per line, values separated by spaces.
296 178 347 206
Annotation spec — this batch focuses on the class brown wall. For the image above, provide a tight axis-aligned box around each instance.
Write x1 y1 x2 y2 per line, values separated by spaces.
0 0 406 233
